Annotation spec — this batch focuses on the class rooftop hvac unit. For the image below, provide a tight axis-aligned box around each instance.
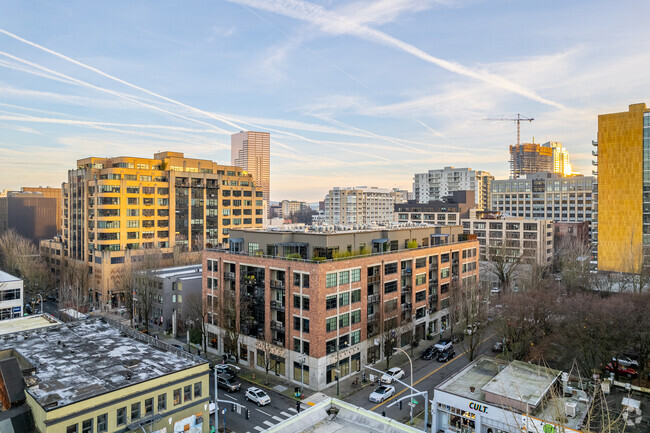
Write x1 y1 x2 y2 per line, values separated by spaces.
565 402 577 418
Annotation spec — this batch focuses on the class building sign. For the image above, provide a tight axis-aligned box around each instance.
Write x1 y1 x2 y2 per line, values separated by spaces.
469 401 488 414
12 307 21 313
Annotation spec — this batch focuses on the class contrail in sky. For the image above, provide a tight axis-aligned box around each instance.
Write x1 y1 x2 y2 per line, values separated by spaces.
227 0 566 110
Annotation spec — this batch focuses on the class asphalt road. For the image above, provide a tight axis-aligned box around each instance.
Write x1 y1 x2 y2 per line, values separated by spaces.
210 332 499 432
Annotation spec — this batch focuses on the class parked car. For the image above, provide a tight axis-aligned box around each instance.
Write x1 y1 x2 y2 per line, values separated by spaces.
490 287 501 294
369 385 395 403
216 364 240 377
221 354 237 364
605 363 638 378
492 341 504 353
437 349 456 362
434 338 453 352
209 402 215 414
612 356 639 369
217 374 241 392
421 345 440 360
466 323 479 335
381 367 406 384
245 387 271 406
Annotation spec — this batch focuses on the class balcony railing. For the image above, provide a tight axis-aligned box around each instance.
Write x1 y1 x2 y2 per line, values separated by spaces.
270 321 285 332
224 272 235 281
368 274 380 284
401 303 412 312
272 339 285 347
270 300 285 312
401 268 412 275
367 293 380 303
270 279 285 289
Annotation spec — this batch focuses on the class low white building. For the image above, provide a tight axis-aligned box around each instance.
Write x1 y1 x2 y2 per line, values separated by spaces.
0 270 22 321
433 357 587 433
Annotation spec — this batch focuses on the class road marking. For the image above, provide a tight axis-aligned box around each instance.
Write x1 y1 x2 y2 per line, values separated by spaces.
263 420 275 427
288 407 298 413
370 332 496 411
280 411 292 418
222 394 237 401
256 408 273 417
254 427 265 432
272 415 284 422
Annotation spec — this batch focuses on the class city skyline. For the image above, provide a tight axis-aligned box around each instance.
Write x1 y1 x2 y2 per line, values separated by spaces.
1 1 649 201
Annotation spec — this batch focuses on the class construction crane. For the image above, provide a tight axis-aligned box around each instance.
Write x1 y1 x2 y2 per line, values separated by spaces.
484 114 534 146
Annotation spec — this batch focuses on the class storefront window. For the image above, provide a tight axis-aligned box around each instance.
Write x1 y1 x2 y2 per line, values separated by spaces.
293 362 309 385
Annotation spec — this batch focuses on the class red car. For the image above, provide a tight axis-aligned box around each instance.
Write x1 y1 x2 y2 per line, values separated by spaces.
604 362 638 378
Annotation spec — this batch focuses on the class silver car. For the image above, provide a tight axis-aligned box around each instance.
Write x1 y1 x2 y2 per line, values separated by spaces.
369 385 395 403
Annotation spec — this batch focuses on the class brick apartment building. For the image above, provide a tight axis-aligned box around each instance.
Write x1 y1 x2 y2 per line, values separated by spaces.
203 224 479 391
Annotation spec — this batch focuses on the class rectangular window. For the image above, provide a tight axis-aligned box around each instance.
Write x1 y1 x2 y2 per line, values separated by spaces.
158 393 167 411
326 272 337 287
339 313 350 328
67 425 78 433
184 385 192 401
415 290 427 302
97 414 107 433
302 297 310 311
294 316 301 331
351 268 361 282
326 317 337 332
384 262 398 274
194 382 202 398
351 289 361 303
117 407 126 425
145 398 153 416
82 420 92 433
303 318 309 333
384 280 397 294
339 292 349 307
351 309 361 324
131 402 140 421
415 273 426 285
441 268 449 279
173 388 181 406
339 271 350 284
415 257 426 268
326 295 337 310
326 339 336 354
350 330 361 346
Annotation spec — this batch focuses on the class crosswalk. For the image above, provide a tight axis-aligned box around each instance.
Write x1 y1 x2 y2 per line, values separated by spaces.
248 406 301 432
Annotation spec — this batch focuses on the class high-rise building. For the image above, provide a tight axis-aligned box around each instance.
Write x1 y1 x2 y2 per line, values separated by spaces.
231 131 270 206
510 142 576 179
491 173 594 223
596 103 650 272
203 225 479 390
280 200 307 218
544 141 574 177
324 186 396 225
0 187 61 244
60 151 264 304
412 167 493 211
395 190 476 226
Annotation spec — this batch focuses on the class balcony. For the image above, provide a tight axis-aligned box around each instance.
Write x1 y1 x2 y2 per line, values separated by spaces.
270 300 285 312
270 321 285 332
401 268 412 276
401 287 412 296
272 339 285 348
224 272 235 281
592 150 598 157
367 293 380 303
592 160 598 166
368 274 380 284
401 303 412 312
368 313 379 324
270 279 285 289
592 140 598 147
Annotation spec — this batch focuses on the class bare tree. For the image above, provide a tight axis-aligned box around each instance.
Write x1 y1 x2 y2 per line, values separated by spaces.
484 243 524 294
0 229 53 301
381 317 399 369
256 332 275 385
59 258 91 315
185 292 209 354
555 237 592 293
449 280 488 361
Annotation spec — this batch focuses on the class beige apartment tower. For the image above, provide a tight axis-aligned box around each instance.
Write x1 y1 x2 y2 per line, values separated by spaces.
231 131 271 205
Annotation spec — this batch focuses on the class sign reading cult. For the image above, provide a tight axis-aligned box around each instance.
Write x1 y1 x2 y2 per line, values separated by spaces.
469 402 488 414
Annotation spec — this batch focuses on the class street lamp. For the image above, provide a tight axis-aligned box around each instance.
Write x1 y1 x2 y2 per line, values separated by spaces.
214 363 240 432
394 347 414 425
300 352 306 394
336 339 348 396
37 294 43 314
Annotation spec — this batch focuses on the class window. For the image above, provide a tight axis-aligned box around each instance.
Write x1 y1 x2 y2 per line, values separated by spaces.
350 330 361 346
302 297 310 311
415 257 426 268
351 289 361 303
339 292 349 307
184 385 192 401
302 318 309 333
339 313 349 328
339 271 350 284
194 382 202 398
173 388 181 406
441 268 449 279
145 398 153 416
326 272 337 287
384 280 397 294
351 268 361 282
326 317 337 332
131 402 140 421
415 273 426 285
116 407 127 425
158 393 167 411
326 339 336 354
416 290 426 302
326 295 337 310
97 414 107 433
384 262 397 274
351 309 361 324
67 425 78 433
294 316 301 331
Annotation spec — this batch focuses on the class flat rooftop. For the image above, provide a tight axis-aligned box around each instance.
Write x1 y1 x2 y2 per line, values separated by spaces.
481 360 561 408
0 318 206 410
0 314 61 334
0 270 20 283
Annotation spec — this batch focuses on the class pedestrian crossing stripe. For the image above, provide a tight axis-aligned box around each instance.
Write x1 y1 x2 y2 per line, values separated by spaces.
288 407 298 413
280 411 292 417
254 426 264 432
263 420 274 427
272 415 283 422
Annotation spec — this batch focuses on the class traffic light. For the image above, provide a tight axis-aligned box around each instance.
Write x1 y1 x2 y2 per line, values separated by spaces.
398 400 403 410
245 409 250 420
382 410 386 417
231 403 236 412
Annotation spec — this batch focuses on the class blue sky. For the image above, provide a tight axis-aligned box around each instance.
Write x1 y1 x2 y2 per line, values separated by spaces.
1 0 648 201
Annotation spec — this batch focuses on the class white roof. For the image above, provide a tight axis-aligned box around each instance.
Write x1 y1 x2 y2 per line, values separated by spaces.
0 270 20 283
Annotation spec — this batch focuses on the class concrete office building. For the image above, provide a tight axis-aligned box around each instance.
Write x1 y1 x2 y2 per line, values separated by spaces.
0 318 210 433
510 142 576 179
462 216 554 265
413 167 493 211
395 191 476 226
491 174 594 223
280 200 307 218
231 131 271 206
203 225 479 391
324 186 397 225
58 151 264 306
596 103 650 273
0 187 62 244
0 271 22 321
